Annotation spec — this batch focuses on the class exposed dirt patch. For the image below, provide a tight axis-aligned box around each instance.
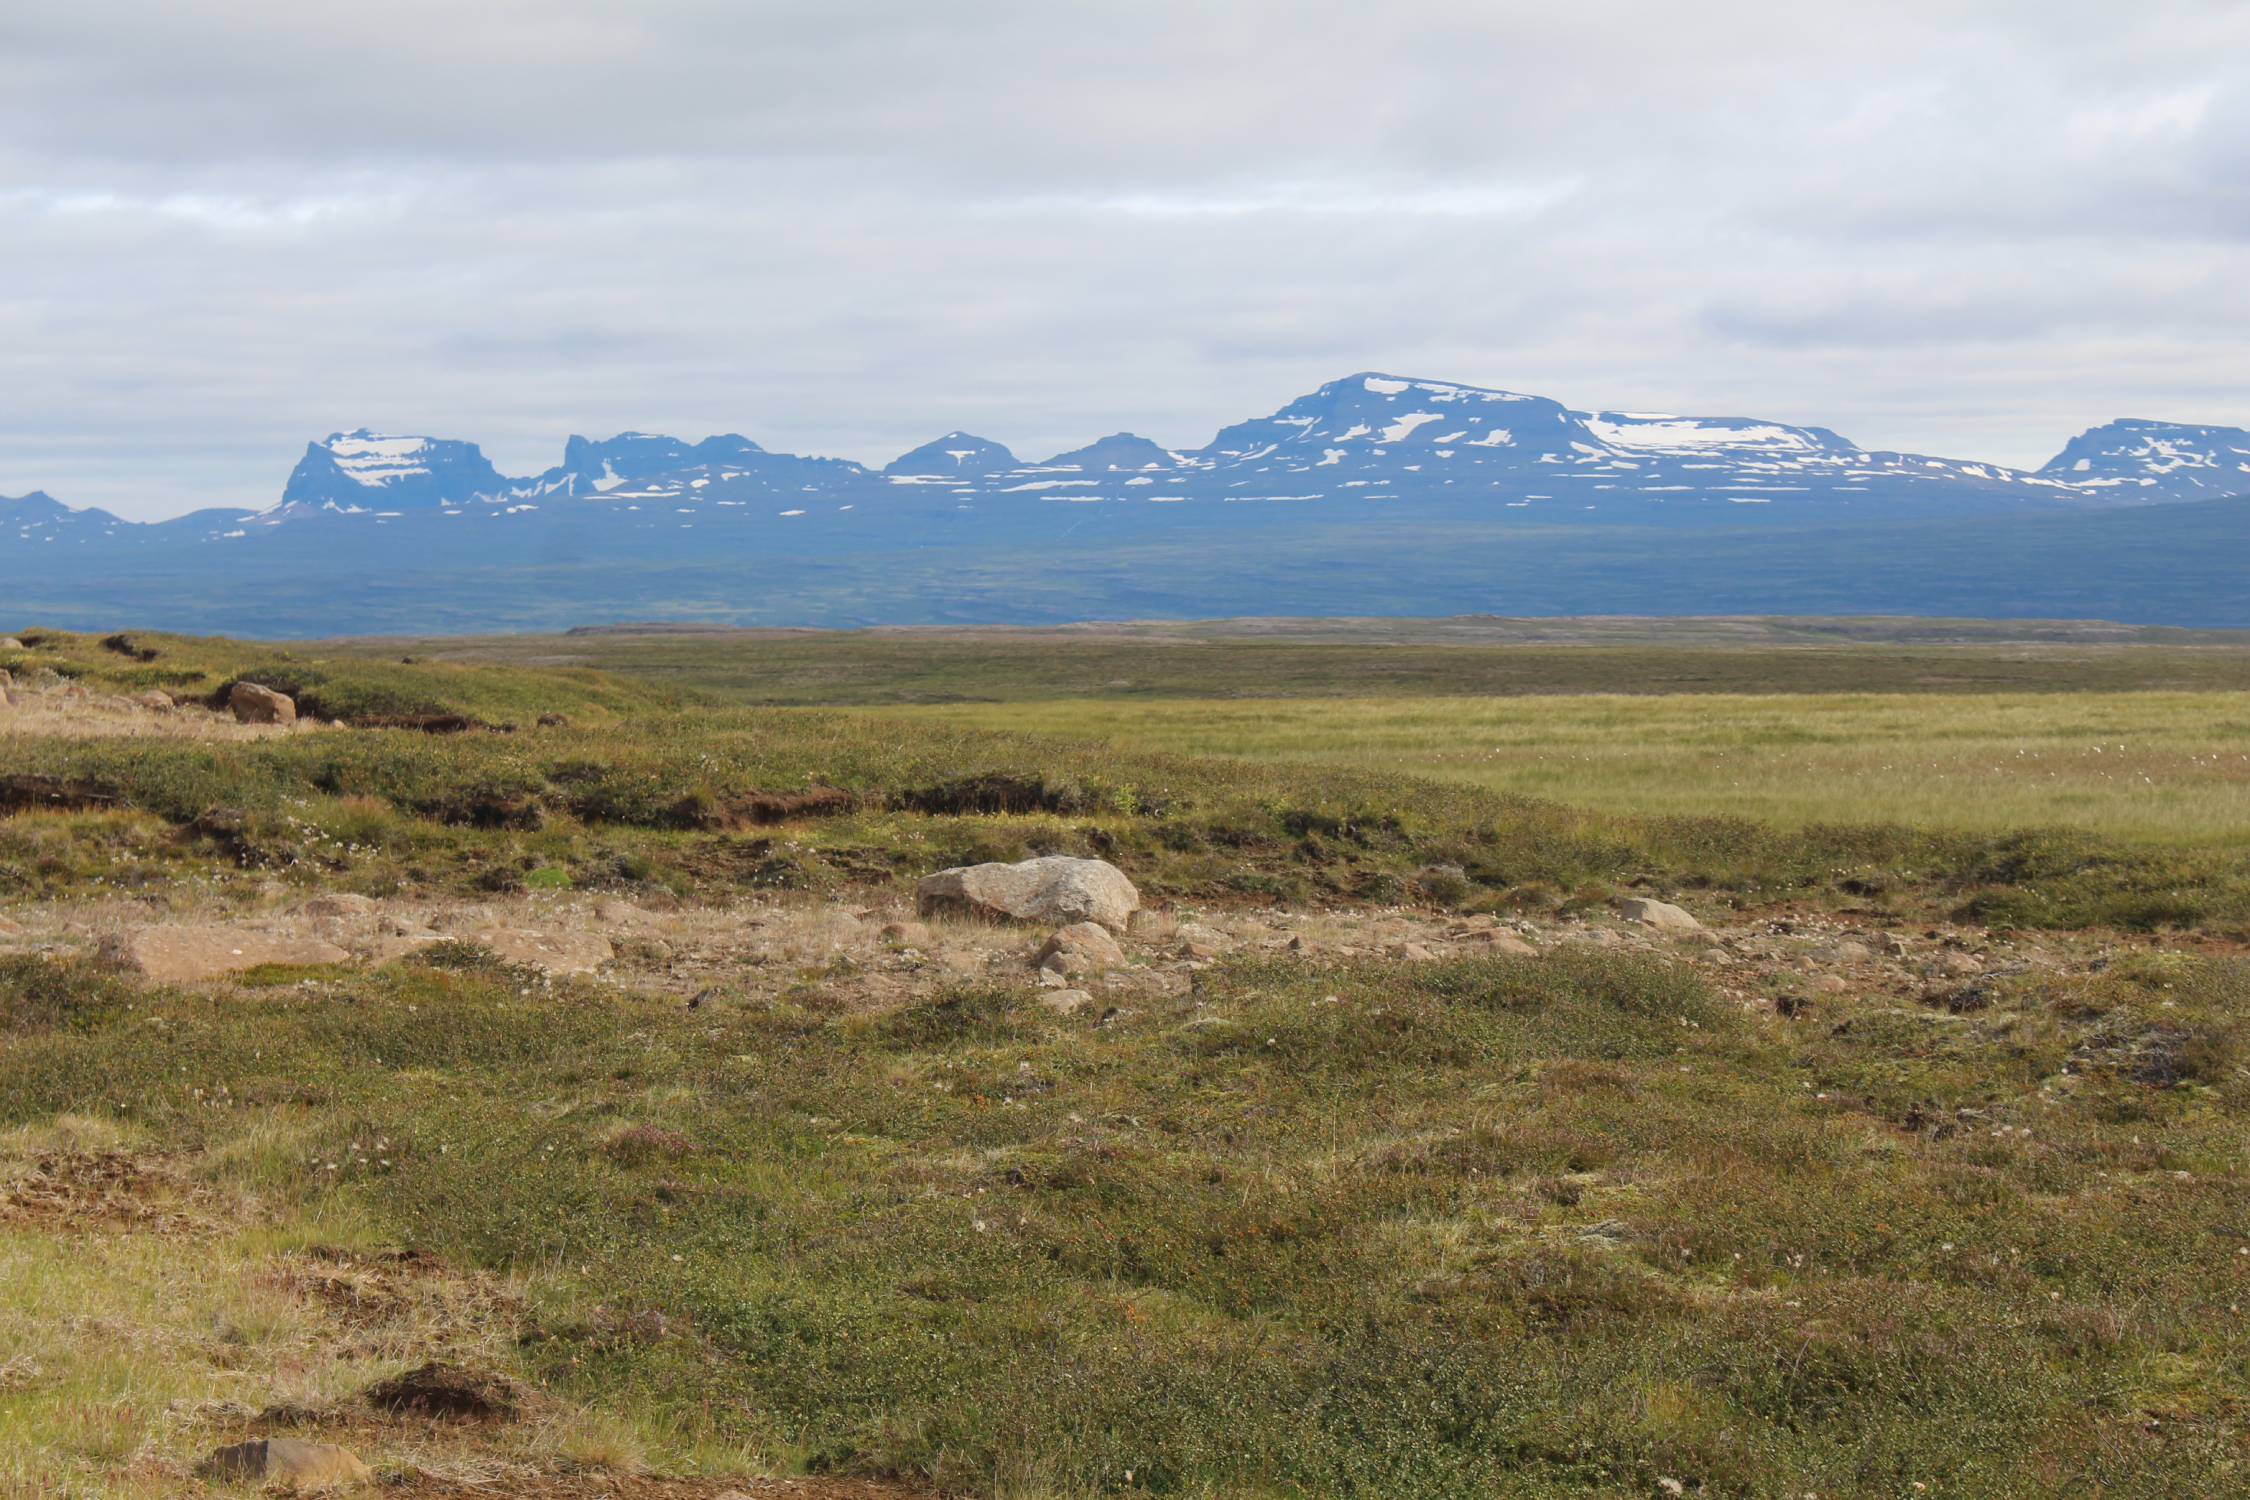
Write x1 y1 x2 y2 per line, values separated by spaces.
365 1360 523 1421
355 712 509 734
0 1149 219 1234
99 632 160 662
0 772 119 814
895 773 1087 816
725 786 858 826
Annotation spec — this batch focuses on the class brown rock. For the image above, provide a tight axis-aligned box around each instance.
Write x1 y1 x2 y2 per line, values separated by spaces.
100 926 349 983
1038 921 1126 976
198 1437 371 1488
1461 929 1538 957
1173 921 1232 956
1039 987 1094 1015
228 680 297 725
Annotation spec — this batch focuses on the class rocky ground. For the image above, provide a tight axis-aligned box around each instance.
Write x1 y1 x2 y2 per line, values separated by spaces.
0 877 2163 1032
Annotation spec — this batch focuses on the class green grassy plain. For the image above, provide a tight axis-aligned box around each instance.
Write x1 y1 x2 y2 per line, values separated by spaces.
892 691 2250 845
377 618 2250 704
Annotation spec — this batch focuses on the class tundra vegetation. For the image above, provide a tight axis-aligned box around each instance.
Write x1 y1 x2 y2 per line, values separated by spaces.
1 623 2246 1498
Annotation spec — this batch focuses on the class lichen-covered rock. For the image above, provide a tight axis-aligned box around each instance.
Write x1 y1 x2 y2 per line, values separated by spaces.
1617 898 1705 934
917 856 1139 933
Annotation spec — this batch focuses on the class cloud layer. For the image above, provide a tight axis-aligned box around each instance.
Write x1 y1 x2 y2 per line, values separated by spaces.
3 0 2247 518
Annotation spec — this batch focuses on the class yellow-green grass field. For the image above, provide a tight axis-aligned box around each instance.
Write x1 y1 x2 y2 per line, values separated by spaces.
888 690 2250 846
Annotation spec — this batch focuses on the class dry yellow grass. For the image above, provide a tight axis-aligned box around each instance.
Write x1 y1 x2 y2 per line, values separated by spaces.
0 680 311 744
885 690 2250 845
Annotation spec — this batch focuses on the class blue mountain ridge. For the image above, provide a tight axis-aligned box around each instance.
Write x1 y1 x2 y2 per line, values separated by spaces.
5 372 2246 634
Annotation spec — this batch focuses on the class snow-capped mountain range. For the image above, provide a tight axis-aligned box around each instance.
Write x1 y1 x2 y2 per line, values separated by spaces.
5 373 2247 636
10 373 2246 548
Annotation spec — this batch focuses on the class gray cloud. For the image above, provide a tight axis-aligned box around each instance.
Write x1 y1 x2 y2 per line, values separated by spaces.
2 0 2247 518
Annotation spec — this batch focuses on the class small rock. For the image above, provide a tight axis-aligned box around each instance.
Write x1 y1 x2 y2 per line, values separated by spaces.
916 855 1139 933
1461 929 1538 957
1172 921 1233 960
1039 988 1093 1015
812 910 863 945
227 680 297 725
197 1437 370 1488
1038 922 1126 976
1617 898 1705 934
99 926 350 983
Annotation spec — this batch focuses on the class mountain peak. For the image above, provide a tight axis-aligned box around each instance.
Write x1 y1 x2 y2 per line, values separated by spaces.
884 432 1020 477
284 430 510 510
1041 432 1179 471
2040 417 2250 501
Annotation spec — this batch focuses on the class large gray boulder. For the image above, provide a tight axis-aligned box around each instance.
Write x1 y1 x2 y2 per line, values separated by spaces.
1617 897 1706 934
917 855 1139 934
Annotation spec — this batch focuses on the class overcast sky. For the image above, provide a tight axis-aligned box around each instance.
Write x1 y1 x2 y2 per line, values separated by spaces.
4 0 2247 520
